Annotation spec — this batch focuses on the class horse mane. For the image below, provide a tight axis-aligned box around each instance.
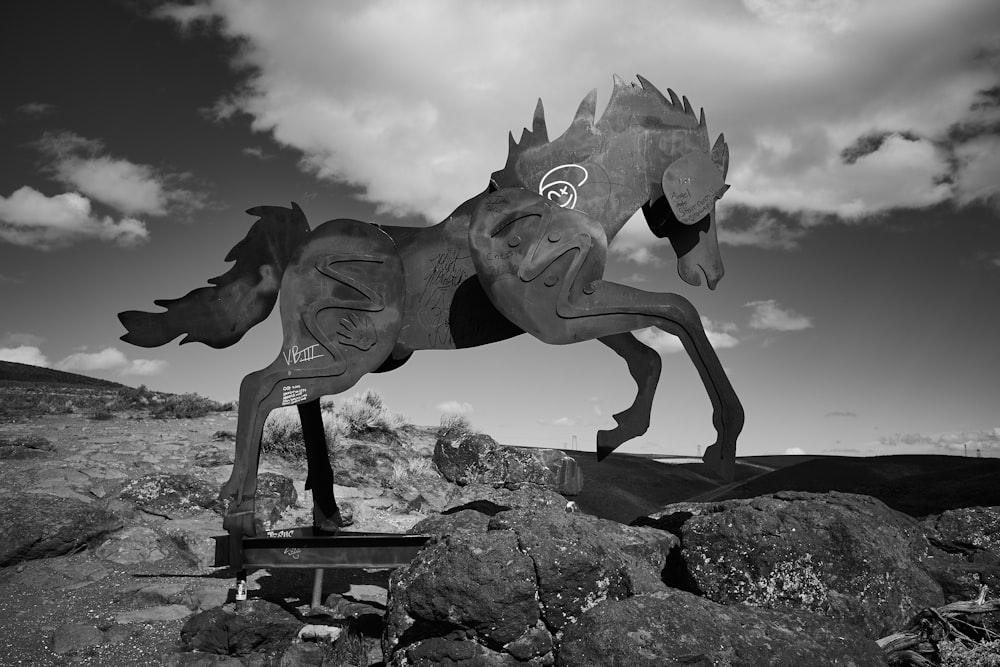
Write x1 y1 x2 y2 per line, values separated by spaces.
492 74 717 189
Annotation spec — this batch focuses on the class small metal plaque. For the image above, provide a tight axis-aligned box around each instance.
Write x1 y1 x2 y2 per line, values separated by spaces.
662 151 727 225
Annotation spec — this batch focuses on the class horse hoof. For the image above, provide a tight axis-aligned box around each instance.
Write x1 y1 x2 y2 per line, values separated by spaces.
312 504 353 534
223 508 257 538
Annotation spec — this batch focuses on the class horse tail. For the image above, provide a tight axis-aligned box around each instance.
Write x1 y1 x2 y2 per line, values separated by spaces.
118 203 311 349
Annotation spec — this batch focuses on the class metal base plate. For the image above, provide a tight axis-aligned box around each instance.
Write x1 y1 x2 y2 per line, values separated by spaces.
214 527 430 570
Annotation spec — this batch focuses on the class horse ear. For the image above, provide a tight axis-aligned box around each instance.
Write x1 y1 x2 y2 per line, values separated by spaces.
711 133 729 181
662 151 728 225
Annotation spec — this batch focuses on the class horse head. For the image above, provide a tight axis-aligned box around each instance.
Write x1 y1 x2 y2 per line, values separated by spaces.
491 74 731 290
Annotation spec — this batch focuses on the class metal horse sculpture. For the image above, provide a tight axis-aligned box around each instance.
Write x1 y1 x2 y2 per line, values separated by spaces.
119 75 744 540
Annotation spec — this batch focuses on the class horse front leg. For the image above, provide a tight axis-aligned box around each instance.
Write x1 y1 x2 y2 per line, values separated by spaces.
563 283 743 479
596 333 662 460
220 368 280 538
297 399 351 533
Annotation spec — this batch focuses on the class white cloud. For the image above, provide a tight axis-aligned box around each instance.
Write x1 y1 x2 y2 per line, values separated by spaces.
746 299 813 331
242 146 273 160
56 347 167 376
634 315 739 354
154 0 1000 251
552 417 575 427
125 359 169 376
0 186 148 250
16 102 55 117
718 211 808 251
784 446 806 455
0 345 50 367
2 333 44 347
436 400 473 414
879 429 1000 456
36 131 208 217
953 134 1000 210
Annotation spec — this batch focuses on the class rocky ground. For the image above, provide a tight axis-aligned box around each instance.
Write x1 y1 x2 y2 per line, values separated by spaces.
0 408 582 666
2 403 1000 665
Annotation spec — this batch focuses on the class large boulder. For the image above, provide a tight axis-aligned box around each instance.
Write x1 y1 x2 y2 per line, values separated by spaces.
252 472 298 530
0 493 122 566
640 491 944 638
179 600 299 657
921 505 1000 602
559 588 886 667
119 473 224 518
384 502 677 664
433 433 582 496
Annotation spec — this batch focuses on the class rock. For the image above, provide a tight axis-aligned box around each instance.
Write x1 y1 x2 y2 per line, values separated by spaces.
558 589 887 667
489 506 666 630
195 445 234 467
253 472 297 530
391 636 525 666
444 482 568 512
116 604 194 624
95 526 171 564
410 509 493 536
180 600 300 657
345 583 388 607
0 434 55 459
0 492 122 566
159 517 226 571
554 454 583 495
410 483 581 538
433 433 582 495
50 622 104 655
922 506 1000 602
384 531 539 657
384 503 677 664
642 491 944 638
297 624 343 643
120 473 224 518
923 506 1000 555
164 653 243 666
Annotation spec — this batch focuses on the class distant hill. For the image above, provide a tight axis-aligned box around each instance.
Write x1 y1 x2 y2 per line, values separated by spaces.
707 454 1000 517
0 360 125 389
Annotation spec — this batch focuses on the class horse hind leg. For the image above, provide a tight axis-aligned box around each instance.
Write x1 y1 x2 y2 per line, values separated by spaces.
596 332 662 461
297 399 351 533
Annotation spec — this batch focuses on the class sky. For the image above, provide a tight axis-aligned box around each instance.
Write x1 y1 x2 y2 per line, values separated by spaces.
2 0 999 459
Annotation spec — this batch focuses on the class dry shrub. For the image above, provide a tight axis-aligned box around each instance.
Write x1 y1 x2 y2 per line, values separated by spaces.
332 390 408 443
438 413 473 439
261 406 338 460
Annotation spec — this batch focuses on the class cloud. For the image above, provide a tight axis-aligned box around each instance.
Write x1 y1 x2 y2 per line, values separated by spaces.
952 134 1000 210
635 315 739 354
0 186 148 250
36 131 207 217
0 273 22 284
56 347 167 376
0 345 50 367
746 299 813 331
16 102 55 117
242 146 273 160
2 333 44 347
878 428 1000 456
825 411 858 418
436 400 473 414
537 416 576 427
717 209 808 251
784 447 806 455
154 0 1000 244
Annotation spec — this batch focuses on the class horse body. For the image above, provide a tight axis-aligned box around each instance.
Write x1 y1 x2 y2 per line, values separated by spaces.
119 75 744 542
